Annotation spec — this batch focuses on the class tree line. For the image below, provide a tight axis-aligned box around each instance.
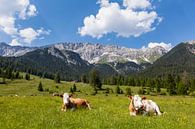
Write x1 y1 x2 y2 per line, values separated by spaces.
80 70 195 95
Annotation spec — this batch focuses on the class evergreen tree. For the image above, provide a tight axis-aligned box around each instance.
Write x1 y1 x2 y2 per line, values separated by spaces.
181 71 191 94
73 83 77 92
69 87 74 93
110 76 117 85
38 82 44 92
89 69 102 90
6 68 12 79
15 71 20 79
177 81 187 95
115 86 123 94
155 79 161 93
125 87 132 96
166 74 177 95
54 73 61 83
25 73 30 80
190 78 195 92
81 74 88 83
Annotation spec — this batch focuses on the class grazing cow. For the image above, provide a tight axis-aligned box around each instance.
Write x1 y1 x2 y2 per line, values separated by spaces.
128 95 162 116
69 95 91 110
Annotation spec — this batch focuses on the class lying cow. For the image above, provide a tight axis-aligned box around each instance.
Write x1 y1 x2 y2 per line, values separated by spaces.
61 93 91 111
69 95 91 110
141 97 162 116
128 95 162 116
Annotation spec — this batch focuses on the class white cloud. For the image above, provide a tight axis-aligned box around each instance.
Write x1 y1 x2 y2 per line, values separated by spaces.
27 5 37 17
0 0 49 46
19 27 50 44
123 0 151 10
79 0 161 38
147 42 173 50
10 39 21 46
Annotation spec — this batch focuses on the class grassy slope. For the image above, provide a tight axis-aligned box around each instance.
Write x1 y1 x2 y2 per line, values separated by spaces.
0 76 195 129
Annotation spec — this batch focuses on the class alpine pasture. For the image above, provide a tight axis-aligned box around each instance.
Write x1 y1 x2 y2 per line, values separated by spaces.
0 75 195 129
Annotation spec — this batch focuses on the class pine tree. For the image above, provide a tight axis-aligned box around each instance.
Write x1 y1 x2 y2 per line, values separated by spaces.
115 86 120 94
89 69 102 90
155 79 161 93
190 78 195 92
15 71 20 79
73 83 77 92
166 74 177 95
69 87 74 93
81 74 88 83
54 73 60 83
115 86 123 94
125 87 132 96
177 81 187 95
25 73 30 80
38 82 44 92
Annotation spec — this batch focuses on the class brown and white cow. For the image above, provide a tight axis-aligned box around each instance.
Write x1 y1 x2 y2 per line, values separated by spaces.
61 93 91 111
128 95 162 116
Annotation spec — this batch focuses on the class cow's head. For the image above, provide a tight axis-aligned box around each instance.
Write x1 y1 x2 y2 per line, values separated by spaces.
63 93 72 105
129 95 144 110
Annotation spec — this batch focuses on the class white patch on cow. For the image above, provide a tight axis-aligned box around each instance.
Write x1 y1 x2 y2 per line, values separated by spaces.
132 95 143 110
142 99 162 116
63 93 70 104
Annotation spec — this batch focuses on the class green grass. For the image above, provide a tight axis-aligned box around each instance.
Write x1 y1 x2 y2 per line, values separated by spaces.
0 76 195 129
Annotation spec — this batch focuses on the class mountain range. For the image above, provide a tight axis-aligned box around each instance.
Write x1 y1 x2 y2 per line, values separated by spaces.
0 41 195 80
141 41 195 77
0 42 169 64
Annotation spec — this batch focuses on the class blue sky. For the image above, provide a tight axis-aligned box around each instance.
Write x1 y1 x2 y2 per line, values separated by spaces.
0 0 195 48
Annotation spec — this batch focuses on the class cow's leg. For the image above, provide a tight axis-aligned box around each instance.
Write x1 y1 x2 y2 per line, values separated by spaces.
130 111 136 116
61 103 66 111
154 105 162 116
86 101 91 110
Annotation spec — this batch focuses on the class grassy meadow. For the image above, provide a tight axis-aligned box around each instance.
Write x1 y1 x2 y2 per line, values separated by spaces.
0 75 195 129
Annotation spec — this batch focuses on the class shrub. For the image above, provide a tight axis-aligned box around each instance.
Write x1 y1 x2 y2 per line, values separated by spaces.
115 86 123 94
138 88 146 95
125 87 132 96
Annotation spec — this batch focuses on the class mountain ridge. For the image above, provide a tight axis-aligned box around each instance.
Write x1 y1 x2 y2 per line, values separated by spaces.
0 42 169 64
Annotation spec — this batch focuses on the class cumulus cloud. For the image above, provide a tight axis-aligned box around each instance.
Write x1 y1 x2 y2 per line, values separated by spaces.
10 39 21 46
146 42 173 50
123 0 151 10
79 0 161 38
0 0 49 46
19 27 50 44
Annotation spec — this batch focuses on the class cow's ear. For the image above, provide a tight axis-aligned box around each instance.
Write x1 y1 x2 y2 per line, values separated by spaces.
142 96 146 100
69 94 73 97
128 96 133 100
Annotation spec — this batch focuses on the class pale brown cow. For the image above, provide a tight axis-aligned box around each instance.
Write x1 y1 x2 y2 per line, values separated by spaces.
69 95 91 110
61 93 91 111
